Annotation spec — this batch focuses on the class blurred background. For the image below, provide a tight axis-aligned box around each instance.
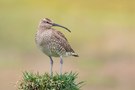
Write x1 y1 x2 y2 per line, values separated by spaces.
0 0 135 90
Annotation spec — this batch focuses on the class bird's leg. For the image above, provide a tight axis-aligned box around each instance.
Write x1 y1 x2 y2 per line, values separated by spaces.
49 56 53 76
60 56 63 75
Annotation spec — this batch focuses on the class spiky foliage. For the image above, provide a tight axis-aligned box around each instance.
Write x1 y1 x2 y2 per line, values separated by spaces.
18 72 84 90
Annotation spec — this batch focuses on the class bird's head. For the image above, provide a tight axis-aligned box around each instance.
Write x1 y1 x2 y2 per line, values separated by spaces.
39 18 71 32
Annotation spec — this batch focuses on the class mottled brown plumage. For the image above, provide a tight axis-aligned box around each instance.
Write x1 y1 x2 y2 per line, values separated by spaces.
35 18 78 75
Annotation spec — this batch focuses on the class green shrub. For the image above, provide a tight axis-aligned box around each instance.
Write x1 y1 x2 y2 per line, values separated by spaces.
18 72 84 90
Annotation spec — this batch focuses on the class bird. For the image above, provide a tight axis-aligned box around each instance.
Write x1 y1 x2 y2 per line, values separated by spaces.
35 18 78 75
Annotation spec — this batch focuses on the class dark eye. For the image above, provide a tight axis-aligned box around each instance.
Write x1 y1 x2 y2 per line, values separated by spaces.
42 20 50 24
46 21 49 23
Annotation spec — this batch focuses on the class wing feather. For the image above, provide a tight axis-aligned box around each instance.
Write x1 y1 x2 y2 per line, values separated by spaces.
53 30 74 53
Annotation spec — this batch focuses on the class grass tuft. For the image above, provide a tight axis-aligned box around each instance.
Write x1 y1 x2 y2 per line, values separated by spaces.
18 72 84 90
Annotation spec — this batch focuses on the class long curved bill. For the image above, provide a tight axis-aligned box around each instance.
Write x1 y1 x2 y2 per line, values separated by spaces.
52 23 71 32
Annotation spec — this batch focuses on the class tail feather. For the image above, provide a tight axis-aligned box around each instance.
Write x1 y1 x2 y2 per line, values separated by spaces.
71 53 79 57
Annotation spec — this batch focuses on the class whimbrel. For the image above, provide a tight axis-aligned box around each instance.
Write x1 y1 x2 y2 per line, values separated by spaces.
35 18 78 75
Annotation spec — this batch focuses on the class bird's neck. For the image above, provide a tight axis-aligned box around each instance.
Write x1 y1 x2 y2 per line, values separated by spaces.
38 26 51 32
